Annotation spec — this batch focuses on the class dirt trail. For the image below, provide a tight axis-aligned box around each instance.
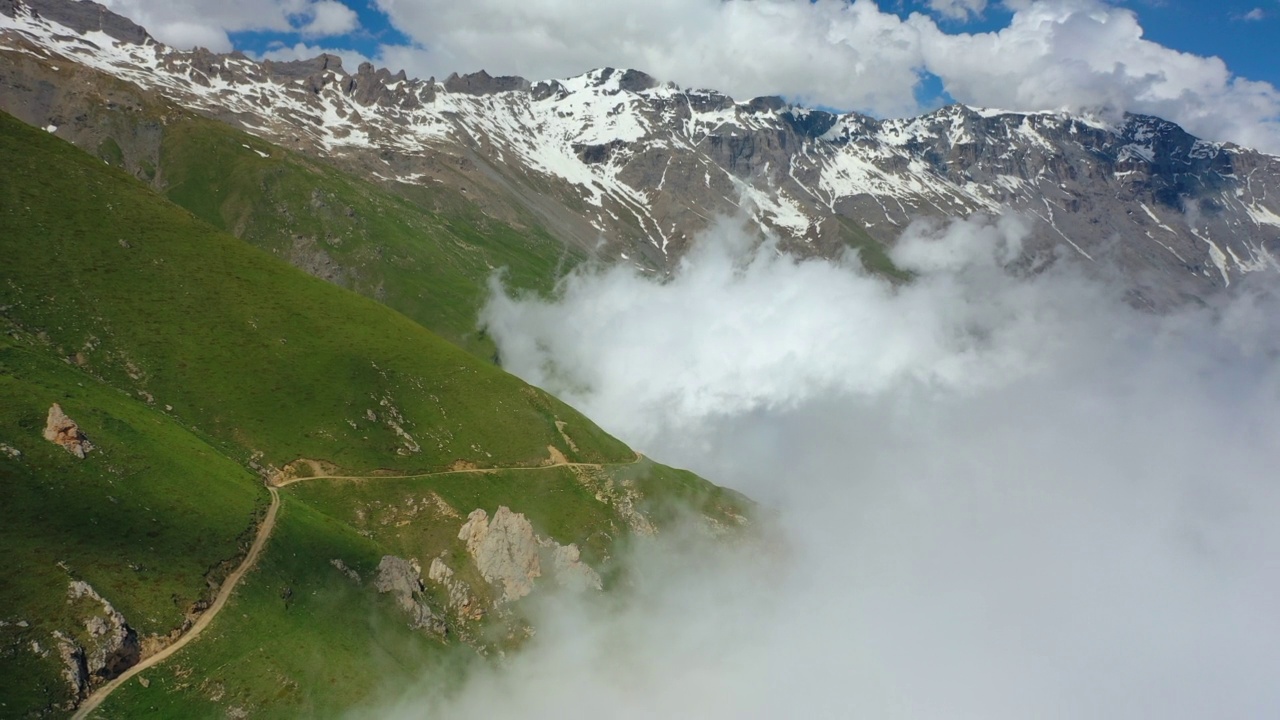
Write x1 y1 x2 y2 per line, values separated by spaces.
77 449 644 717
272 448 643 488
73 486 281 720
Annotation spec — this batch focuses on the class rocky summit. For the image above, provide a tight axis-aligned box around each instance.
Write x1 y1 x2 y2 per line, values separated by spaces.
2 0 1279 306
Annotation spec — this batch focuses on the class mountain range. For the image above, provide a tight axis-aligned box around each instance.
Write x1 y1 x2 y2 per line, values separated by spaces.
5 0 1280 307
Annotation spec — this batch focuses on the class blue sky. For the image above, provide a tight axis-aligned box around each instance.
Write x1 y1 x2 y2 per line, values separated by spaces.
227 1 408 64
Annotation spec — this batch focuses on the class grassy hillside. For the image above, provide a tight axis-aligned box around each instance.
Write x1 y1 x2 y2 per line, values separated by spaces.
156 116 580 358
0 48 585 359
0 334 267 716
0 110 630 475
0 110 750 718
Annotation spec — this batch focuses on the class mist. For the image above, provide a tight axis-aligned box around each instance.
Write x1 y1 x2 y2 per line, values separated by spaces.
389 214 1280 718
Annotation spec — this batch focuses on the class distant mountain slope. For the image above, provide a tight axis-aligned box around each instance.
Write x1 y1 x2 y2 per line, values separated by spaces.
0 110 747 717
0 39 581 359
4 0 1279 305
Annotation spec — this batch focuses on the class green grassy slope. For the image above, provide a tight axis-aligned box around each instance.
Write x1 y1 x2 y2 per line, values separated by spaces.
0 335 268 715
93 458 750 719
0 110 630 475
155 117 581 358
1 109 750 718
0 47 583 360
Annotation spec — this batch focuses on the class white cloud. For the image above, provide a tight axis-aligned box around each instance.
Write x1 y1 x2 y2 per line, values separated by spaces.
255 41 374 70
375 0 932 115
917 1 1280 153
399 214 1280 719
928 0 989 20
367 0 1280 152
1240 8 1266 21
298 0 359 37
99 0 360 51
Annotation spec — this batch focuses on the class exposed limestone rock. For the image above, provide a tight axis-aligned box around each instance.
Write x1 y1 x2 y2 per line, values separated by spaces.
458 507 541 603
456 507 605 603
373 556 446 635
329 558 360 584
67 580 140 681
0 442 21 459
548 542 603 592
51 630 88 704
43 404 93 458
570 465 657 536
427 557 482 621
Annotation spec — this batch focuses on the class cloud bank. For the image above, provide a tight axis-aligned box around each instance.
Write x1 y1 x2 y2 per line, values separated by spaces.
378 214 1280 718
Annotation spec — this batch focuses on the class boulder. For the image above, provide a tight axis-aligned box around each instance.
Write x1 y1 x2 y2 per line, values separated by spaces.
43 404 93 458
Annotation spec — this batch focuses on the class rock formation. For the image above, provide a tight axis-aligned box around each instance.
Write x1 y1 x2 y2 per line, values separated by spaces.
53 579 140 702
372 555 446 635
548 542 603 592
457 507 604 602
427 557 482 620
457 507 541 602
43 403 93 458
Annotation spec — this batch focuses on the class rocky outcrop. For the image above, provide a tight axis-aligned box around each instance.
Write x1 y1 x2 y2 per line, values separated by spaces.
43 403 93 458
457 507 604 603
10 0 150 44
547 542 603 592
443 70 530 96
427 557 483 621
373 555 446 635
51 630 88 704
329 558 361 584
458 507 541 602
65 580 140 684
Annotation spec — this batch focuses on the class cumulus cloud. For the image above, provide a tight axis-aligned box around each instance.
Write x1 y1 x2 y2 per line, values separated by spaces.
928 0 989 21
376 213 1280 718
100 0 361 51
91 0 1280 151
365 0 1280 152
297 0 359 37
918 2 1280 154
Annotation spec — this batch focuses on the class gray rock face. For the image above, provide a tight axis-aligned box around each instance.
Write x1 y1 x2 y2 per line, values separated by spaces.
548 542 602 592
17 0 149 44
443 70 530 96
457 507 604 603
65 580 140 682
373 556 446 635
458 507 541 602
427 557 482 620
51 630 88 703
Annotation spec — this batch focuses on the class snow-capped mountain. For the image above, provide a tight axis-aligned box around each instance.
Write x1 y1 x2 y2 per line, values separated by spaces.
4 0 1279 304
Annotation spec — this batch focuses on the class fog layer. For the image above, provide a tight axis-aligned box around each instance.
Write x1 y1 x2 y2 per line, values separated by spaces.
405 215 1280 718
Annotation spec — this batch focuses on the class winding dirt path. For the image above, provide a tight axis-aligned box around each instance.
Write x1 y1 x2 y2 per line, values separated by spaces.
75 449 642 717
72 486 281 720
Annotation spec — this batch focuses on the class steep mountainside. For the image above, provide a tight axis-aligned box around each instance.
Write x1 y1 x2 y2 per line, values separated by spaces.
0 36 582 359
4 0 1280 306
0 110 747 717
